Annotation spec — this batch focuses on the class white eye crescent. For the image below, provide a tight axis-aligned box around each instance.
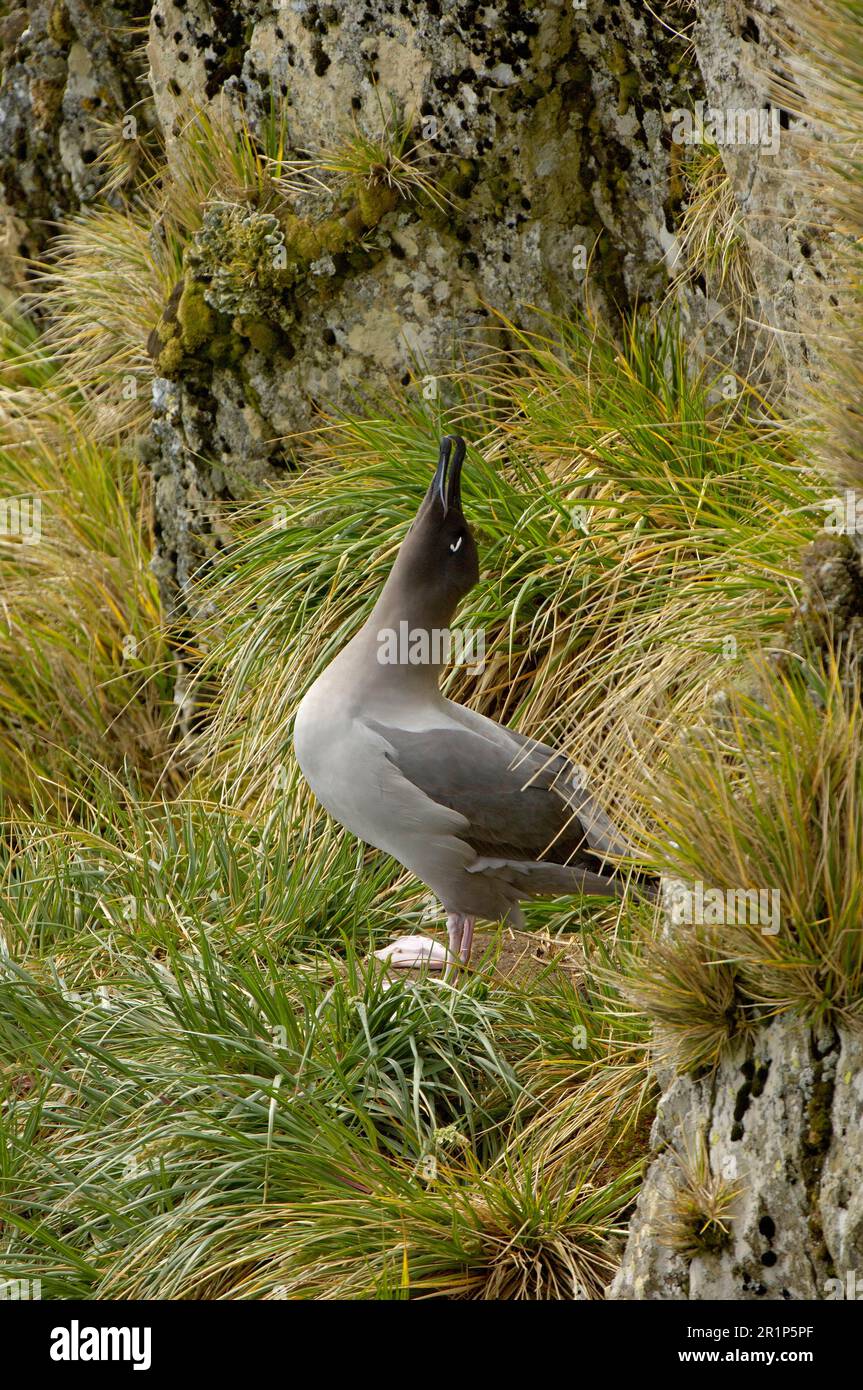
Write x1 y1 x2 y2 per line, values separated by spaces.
449 535 463 554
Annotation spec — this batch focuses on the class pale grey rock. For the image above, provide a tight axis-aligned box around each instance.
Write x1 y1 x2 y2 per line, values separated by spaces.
0 0 155 270
692 0 838 389
610 993 862 1300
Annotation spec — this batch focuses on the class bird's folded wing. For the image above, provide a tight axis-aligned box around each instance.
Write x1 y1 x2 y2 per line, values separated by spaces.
500 722 634 860
366 718 630 869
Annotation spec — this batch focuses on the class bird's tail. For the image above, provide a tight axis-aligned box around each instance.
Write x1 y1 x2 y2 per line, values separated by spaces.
469 855 658 904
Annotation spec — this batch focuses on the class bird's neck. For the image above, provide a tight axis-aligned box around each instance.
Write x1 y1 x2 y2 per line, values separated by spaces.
358 583 459 692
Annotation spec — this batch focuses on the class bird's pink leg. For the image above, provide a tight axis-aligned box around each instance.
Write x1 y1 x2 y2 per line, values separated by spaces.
444 913 476 978
460 916 475 966
446 913 469 980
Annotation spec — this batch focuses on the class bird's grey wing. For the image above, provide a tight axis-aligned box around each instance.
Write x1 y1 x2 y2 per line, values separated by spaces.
366 719 621 870
497 723 634 860
439 700 635 860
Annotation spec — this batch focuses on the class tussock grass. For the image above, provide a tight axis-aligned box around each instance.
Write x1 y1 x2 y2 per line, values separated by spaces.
28 208 178 437
0 312 80 446
278 99 450 212
90 104 164 197
0 425 173 807
0 793 647 1299
674 143 753 310
166 99 295 224
656 1138 741 1258
619 657 863 1068
615 924 753 1075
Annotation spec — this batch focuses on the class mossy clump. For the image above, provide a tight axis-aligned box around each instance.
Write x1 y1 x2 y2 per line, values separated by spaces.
351 180 399 230
148 177 404 382
234 316 280 355
176 279 217 352
148 274 245 379
47 0 75 46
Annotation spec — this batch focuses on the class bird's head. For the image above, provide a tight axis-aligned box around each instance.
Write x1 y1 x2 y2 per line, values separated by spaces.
384 435 479 626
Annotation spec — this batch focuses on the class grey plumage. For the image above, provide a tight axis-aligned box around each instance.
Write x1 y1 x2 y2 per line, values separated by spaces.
294 435 650 966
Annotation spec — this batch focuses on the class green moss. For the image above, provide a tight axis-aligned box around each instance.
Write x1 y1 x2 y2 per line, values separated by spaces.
604 40 640 116
234 316 280 354
156 337 185 377
353 180 399 229
607 39 629 77
617 70 640 117
152 275 234 377
279 213 325 264
806 1077 834 1152
176 280 217 352
47 0 75 45
207 333 245 366
278 210 356 265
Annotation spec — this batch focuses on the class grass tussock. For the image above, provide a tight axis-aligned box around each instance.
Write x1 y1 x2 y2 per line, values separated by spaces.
619 656 863 1068
0 415 174 806
278 100 451 213
656 1138 742 1258
0 789 649 1299
616 924 753 1075
674 143 754 311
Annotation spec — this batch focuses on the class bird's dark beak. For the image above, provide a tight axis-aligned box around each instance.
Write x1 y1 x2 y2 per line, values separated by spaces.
432 435 466 516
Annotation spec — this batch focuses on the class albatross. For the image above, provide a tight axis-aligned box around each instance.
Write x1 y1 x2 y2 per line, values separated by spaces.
294 436 653 974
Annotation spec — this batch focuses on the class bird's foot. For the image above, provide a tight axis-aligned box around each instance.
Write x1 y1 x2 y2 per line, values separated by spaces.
375 935 449 975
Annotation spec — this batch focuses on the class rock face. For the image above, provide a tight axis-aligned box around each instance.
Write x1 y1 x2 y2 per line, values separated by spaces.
0 0 152 289
5 2 830 613
692 0 837 389
0 4 834 602
139 0 708 616
610 1018 863 1300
